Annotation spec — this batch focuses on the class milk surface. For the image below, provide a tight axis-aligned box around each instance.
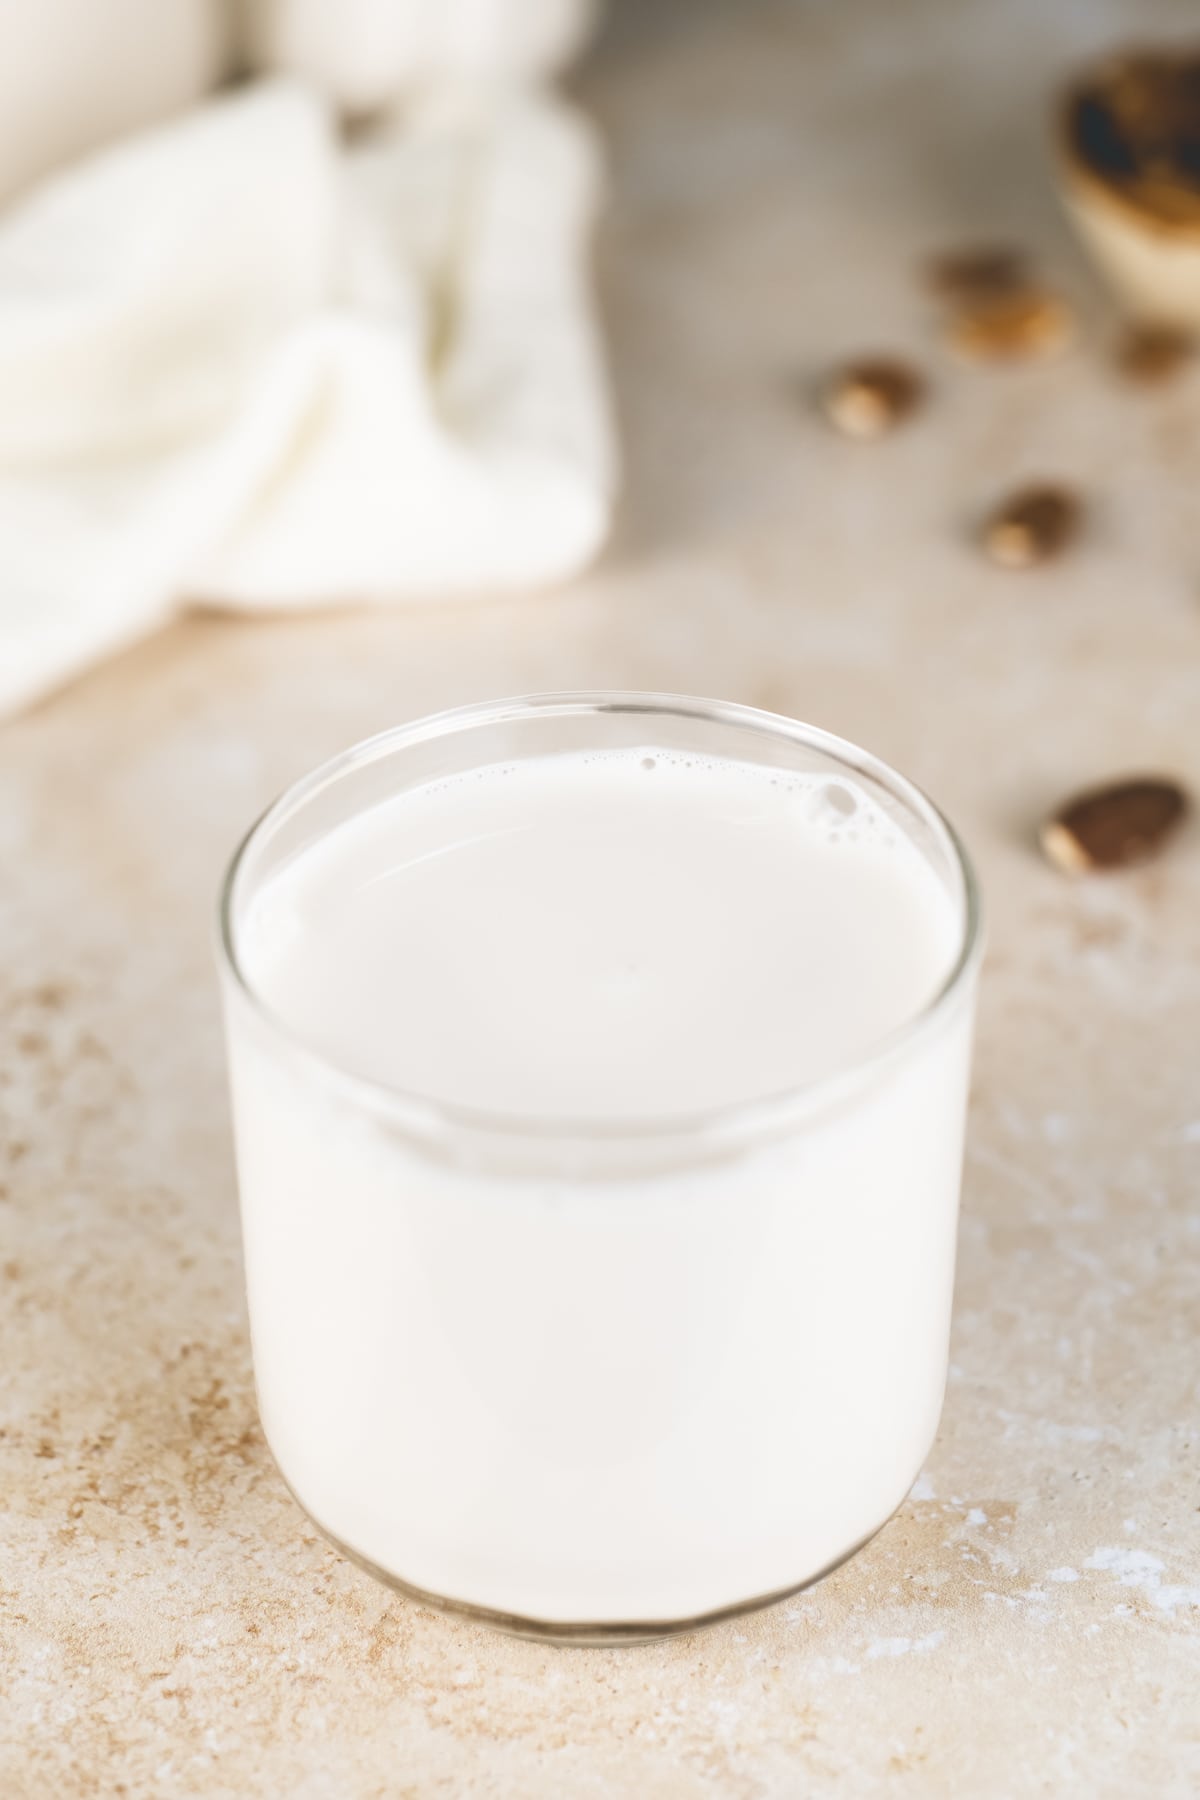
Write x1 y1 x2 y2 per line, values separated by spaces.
228 748 974 1626
242 750 957 1117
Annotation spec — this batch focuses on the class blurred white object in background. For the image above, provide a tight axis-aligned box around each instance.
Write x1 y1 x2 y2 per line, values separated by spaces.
242 0 596 113
0 0 231 207
0 1 611 717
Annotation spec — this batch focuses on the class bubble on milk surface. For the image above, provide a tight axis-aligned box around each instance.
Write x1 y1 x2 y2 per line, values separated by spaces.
807 781 857 821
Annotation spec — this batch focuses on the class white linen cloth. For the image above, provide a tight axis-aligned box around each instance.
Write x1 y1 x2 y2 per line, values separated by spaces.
0 76 613 717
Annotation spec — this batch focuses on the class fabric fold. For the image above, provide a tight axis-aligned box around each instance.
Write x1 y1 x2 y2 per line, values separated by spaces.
0 76 613 718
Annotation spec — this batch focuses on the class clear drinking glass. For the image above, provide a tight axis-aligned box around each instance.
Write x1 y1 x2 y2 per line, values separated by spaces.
217 693 982 1644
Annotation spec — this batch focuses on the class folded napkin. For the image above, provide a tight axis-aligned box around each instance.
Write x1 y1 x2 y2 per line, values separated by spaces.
0 77 614 718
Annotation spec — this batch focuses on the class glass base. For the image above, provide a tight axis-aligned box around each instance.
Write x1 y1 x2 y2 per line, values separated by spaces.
287 1477 902 1645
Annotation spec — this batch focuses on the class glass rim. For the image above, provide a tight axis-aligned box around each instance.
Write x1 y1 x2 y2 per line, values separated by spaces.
216 691 983 1153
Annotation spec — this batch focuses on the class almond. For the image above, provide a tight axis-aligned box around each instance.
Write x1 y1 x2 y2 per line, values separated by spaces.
982 484 1082 568
821 358 925 439
1115 324 1194 382
926 246 1029 299
1040 777 1189 872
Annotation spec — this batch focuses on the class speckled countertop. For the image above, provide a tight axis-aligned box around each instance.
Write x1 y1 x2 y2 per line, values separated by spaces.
4 1 1200 1793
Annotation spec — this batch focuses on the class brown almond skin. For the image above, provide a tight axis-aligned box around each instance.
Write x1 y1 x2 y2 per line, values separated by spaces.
1116 325 1194 383
983 484 1082 568
926 246 1029 299
1040 778 1189 872
822 358 924 438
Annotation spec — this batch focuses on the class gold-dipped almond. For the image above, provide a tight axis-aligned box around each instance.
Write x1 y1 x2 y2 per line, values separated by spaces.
822 358 925 439
982 484 1082 568
1040 777 1189 873
947 289 1075 361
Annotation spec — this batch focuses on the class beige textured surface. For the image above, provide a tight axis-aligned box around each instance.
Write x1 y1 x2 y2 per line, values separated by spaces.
4 2 1200 1793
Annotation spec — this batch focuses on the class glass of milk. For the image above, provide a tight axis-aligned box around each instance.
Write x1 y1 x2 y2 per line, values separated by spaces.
217 693 982 1642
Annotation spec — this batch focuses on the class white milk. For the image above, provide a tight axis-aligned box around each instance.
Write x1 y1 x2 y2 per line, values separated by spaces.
226 748 975 1628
